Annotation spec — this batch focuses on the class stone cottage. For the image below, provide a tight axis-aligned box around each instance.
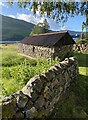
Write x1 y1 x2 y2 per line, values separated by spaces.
18 31 75 60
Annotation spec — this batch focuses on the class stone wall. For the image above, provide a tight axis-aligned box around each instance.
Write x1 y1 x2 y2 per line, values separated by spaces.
54 45 73 60
18 43 54 59
73 43 88 54
18 43 73 60
1 57 79 119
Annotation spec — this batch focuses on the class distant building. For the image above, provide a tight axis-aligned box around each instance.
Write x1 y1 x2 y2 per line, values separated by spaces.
18 31 75 60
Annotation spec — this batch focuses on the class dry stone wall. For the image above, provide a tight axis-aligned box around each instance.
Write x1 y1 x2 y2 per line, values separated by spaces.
73 43 88 54
1 57 79 119
54 45 73 60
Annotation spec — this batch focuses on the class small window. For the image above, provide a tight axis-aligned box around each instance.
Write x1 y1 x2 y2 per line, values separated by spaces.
33 46 35 52
23 48 24 53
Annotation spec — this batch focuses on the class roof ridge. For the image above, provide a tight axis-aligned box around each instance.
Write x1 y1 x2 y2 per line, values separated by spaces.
32 31 68 37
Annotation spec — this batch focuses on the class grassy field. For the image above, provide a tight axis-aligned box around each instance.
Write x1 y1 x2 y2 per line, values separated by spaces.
0 44 59 97
0 43 88 118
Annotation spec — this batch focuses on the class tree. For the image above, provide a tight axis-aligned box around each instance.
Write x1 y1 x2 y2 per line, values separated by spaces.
30 19 50 35
81 22 86 39
7 1 88 20
81 21 88 39
30 24 45 35
7 1 88 32
43 19 50 32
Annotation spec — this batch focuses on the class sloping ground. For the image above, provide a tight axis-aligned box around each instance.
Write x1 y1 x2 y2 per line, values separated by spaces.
0 14 82 41
49 52 88 118
1 14 34 41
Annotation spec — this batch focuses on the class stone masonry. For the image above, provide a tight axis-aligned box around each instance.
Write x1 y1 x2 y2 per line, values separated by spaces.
73 43 88 54
1 57 79 119
18 43 73 60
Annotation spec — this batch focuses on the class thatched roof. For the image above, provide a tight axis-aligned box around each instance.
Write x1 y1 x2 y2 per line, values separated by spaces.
21 31 75 47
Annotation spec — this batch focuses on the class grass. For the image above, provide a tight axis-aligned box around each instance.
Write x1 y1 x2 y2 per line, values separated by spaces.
75 39 88 44
0 44 59 97
1 44 88 118
49 52 88 118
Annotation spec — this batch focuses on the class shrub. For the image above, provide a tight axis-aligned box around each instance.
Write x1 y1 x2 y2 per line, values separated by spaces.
2 57 59 96
75 39 88 44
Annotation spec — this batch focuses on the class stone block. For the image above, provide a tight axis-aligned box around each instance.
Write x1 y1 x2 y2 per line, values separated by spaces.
59 86 64 94
32 79 43 93
43 86 51 98
45 70 55 81
54 64 62 73
26 107 37 118
34 96 45 109
49 66 58 73
50 79 59 90
44 100 50 109
39 74 47 85
36 107 45 118
26 100 33 109
2 97 17 118
31 91 38 102
57 74 65 85
14 112 24 118
64 71 69 83
16 91 28 108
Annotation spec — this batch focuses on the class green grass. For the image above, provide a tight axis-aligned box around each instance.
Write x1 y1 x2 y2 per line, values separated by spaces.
49 52 88 118
75 39 88 44
0 44 59 97
1 44 88 118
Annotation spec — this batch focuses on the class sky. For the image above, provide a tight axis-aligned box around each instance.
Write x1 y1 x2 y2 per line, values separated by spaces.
0 1 86 32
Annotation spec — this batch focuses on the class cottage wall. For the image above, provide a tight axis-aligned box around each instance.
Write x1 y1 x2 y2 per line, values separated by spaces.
18 43 73 60
53 45 73 60
18 43 54 59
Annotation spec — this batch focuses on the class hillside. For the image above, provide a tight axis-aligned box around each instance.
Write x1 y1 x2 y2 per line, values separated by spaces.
67 30 81 37
0 14 34 41
0 14 82 41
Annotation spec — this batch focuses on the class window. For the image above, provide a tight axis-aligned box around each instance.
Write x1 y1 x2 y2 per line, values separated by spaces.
33 46 35 52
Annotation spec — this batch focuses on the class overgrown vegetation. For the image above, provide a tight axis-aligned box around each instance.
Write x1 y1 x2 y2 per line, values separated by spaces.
75 39 88 44
0 44 59 97
1 43 88 118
